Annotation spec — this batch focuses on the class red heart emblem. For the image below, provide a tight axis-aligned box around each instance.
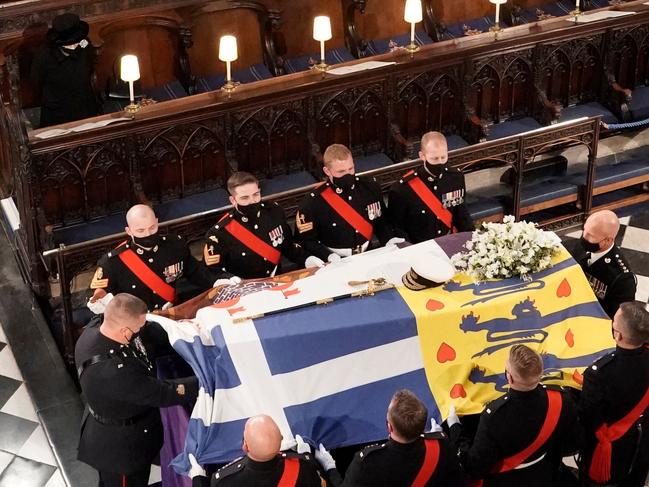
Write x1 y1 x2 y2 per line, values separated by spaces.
426 299 445 312
436 343 457 363
556 278 571 298
450 384 467 399
565 328 575 348
572 369 583 385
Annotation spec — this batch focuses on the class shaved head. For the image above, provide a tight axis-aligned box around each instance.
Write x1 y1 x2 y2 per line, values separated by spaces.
242 415 282 462
582 210 619 252
419 131 448 166
125 204 159 241
421 131 447 151
101 294 148 343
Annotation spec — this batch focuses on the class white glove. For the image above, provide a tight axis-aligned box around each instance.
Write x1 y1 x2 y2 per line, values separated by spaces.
315 443 336 471
327 253 341 263
305 255 325 268
295 434 311 454
161 301 173 311
385 237 406 247
213 276 242 287
87 292 114 314
187 453 206 478
446 404 460 427
429 417 443 433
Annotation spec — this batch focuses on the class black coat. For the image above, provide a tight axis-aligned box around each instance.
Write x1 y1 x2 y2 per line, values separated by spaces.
578 246 637 319
30 43 99 127
192 452 323 487
203 202 309 279
579 346 649 485
90 233 217 311
75 322 198 475
450 385 579 487
329 433 464 487
295 177 393 260
387 164 474 243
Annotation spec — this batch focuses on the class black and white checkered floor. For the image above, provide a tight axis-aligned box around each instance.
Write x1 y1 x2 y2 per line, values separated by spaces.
0 213 647 487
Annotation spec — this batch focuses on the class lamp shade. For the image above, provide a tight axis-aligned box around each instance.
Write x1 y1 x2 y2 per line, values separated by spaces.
404 0 423 23
218 35 238 62
489 0 507 4
313 16 332 42
120 55 140 82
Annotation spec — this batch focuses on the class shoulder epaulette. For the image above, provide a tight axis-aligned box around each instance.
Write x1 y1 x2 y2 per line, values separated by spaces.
359 442 386 461
313 181 328 195
280 451 312 462
485 393 510 415
401 170 419 184
213 212 234 230
106 241 130 258
422 431 446 441
213 456 246 482
589 351 616 372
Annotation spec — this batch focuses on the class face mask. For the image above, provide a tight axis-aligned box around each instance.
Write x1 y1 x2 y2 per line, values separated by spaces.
580 235 601 253
424 161 446 177
132 233 160 248
238 202 261 219
332 173 356 191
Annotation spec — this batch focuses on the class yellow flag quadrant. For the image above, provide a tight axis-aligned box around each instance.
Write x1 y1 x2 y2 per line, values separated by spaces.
397 248 614 419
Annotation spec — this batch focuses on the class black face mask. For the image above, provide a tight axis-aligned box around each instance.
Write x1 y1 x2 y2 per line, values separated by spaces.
332 173 356 191
238 202 261 219
580 235 601 253
132 233 160 249
424 161 446 177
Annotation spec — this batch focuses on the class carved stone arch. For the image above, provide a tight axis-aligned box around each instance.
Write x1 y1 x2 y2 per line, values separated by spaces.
181 124 228 194
140 131 183 203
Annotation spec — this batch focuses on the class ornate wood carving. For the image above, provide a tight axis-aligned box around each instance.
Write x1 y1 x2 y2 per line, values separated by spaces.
341 0 367 58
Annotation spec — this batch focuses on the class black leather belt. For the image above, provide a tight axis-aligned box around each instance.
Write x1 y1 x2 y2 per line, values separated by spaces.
88 406 150 426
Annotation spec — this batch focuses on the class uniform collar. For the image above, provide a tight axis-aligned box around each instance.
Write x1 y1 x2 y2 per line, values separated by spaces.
589 244 615 265
420 163 446 182
246 455 282 471
507 384 543 399
387 436 423 451
615 344 648 356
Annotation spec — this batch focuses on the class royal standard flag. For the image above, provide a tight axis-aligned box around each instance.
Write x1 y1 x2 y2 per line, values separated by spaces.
149 235 613 475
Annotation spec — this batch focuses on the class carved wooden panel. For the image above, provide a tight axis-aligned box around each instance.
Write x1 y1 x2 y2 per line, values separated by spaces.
233 100 308 178
394 66 463 141
469 49 534 124
314 81 388 155
609 24 649 88
537 35 605 107
33 142 131 225
137 118 227 202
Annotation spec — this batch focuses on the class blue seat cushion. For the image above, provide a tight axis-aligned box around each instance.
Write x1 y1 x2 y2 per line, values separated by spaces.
194 63 274 94
518 179 578 207
560 102 619 125
53 213 128 245
143 80 188 102
569 161 649 189
354 152 395 173
366 29 433 56
446 135 470 151
630 85 649 121
283 48 355 74
154 188 230 222
260 171 318 195
465 195 504 220
486 117 542 140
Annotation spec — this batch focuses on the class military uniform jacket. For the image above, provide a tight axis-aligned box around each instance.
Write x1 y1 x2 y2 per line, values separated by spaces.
327 433 462 487
75 322 198 474
579 346 649 484
191 451 323 487
295 177 393 260
203 202 309 279
387 165 474 244
579 246 637 319
90 234 216 311
450 385 578 487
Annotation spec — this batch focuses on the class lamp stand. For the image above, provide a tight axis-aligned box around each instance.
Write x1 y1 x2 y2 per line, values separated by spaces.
221 61 237 94
405 22 419 54
124 80 139 116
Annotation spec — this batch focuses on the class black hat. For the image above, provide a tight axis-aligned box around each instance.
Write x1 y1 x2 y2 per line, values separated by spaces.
46 13 89 46
402 258 456 291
